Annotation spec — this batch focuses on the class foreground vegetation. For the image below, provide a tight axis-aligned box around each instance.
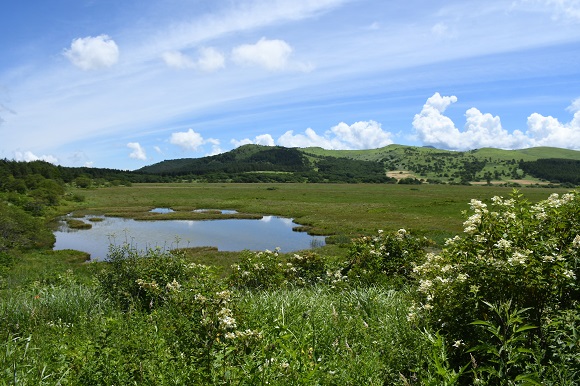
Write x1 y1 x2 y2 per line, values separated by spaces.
1 167 579 384
1 189 579 384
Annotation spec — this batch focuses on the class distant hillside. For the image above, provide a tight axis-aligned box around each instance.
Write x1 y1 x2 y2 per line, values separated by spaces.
301 145 580 185
135 144 580 185
137 145 395 183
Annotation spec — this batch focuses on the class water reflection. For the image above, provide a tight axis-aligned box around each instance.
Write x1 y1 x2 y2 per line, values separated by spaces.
149 208 174 213
53 215 325 261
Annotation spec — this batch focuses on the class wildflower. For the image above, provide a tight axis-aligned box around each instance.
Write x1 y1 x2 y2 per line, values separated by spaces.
217 308 237 329
563 270 576 280
225 332 236 339
494 238 512 251
456 273 469 282
453 340 464 348
165 278 181 292
470 199 488 212
542 255 555 263
418 279 433 293
573 235 580 249
508 251 527 265
216 290 232 300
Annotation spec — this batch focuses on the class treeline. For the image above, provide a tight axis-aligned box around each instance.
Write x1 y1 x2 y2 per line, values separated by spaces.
140 146 395 183
520 158 580 185
139 146 310 176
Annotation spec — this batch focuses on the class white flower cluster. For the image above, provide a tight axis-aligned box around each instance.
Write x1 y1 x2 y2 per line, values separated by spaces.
224 329 263 340
165 278 181 292
217 307 237 329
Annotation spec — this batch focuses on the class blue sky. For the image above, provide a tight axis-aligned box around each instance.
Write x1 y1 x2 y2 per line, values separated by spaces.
1 0 580 170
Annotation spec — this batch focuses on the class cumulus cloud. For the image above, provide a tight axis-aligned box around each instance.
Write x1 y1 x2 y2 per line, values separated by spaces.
233 120 393 150
161 47 225 72
231 134 276 147
169 128 220 152
64 35 119 70
525 97 580 148
14 151 58 164
413 92 580 150
127 142 147 160
231 37 312 72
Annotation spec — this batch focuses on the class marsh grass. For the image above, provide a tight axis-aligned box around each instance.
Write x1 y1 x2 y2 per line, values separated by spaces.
60 183 568 246
65 218 92 229
235 285 428 384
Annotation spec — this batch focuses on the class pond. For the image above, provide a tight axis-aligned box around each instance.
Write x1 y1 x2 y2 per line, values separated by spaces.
53 215 326 261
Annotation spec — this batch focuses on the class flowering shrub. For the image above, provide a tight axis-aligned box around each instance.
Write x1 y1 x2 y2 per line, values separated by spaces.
97 244 194 311
410 190 580 380
345 229 430 286
229 249 333 289
229 249 286 290
284 251 327 286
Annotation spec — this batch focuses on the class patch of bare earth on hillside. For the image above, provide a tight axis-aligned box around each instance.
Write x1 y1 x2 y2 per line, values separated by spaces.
387 171 416 180
509 179 549 185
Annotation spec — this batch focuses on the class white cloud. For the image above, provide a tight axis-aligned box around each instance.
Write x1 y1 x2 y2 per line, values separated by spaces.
127 142 147 160
231 134 276 147
278 128 337 148
413 92 580 150
161 50 195 69
521 0 580 21
197 47 226 72
329 120 393 149
431 22 456 39
525 98 580 148
169 128 220 152
231 37 312 72
14 151 58 164
412 93 530 150
234 120 393 150
64 35 119 70
161 47 225 71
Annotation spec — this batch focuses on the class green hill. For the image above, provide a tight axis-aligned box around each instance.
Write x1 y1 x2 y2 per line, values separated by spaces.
301 145 580 185
137 145 395 183
136 144 580 185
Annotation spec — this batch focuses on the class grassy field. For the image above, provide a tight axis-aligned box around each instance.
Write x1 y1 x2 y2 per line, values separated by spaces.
2 183 578 385
62 182 568 244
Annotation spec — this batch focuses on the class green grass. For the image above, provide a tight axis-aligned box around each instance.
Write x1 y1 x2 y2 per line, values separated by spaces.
2 184 578 385
60 183 568 245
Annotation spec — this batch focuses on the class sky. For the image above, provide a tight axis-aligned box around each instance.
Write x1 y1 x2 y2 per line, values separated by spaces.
1 0 580 170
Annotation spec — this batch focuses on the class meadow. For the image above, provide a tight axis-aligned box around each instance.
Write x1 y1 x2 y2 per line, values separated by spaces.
2 183 579 385
60 182 568 242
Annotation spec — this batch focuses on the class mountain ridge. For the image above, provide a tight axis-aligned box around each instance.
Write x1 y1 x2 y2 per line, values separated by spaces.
137 144 580 185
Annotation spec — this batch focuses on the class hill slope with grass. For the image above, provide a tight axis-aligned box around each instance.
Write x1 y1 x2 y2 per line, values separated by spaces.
138 144 580 185
137 145 395 183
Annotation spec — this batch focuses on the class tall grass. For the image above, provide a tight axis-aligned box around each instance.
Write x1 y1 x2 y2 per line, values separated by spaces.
235 285 428 385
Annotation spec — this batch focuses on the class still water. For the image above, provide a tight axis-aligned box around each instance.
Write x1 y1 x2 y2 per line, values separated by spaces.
53 215 325 260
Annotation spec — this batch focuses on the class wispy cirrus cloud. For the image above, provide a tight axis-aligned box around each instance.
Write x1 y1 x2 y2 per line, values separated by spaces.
161 47 225 72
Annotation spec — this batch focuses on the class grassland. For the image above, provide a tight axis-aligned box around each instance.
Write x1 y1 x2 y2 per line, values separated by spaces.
2 183 577 385
61 182 569 245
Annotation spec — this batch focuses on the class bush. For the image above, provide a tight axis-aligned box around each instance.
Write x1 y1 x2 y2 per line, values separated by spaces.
410 190 580 383
345 229 430 286
97 244 195 311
